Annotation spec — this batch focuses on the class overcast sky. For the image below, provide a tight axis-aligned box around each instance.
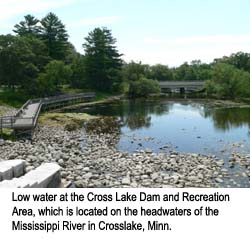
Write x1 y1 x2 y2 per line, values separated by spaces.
1 0 250 66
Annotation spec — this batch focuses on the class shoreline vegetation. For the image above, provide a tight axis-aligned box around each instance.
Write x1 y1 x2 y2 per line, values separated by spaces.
2 13 250 106
1 97 250 188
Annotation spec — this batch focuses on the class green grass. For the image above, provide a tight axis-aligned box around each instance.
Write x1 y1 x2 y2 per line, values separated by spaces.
59 84 84 94
0 85 119 109
0 88 31 108
59 85 116 101
94 91 114 101
0 129 15 140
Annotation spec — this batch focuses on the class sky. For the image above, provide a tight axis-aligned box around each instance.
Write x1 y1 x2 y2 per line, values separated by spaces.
0 0 250 66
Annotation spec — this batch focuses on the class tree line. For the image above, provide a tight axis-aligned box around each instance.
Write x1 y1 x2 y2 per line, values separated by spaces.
0 12 250 99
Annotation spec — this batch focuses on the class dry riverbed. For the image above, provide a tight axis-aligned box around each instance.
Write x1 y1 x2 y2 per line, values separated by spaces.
0 102 250 188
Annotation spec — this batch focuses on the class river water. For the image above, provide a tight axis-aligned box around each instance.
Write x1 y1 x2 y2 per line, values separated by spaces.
72 99 250 187
77 99 250 157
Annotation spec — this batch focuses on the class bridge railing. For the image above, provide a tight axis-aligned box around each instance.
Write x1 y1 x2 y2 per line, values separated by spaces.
32 100 43 127
15 99 32 117
0 116 35 129
0 92 96 131
29 92 95 105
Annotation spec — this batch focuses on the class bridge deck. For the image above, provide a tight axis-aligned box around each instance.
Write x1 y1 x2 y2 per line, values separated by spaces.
0 93 95 133
158 81 205 88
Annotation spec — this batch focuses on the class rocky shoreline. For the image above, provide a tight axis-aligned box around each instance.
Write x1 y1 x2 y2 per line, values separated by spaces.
0 122 246 188
1 102 250 188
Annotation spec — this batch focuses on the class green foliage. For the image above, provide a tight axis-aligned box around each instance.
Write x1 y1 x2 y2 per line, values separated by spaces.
83 27 123 92
40 12 69 60
148 64 173 81
214 52 250 72
206 63 250 98
0 88 31 107
13 15 41 37
0 35 38 89
122 61 150 82
128 77 160 97
36 60 72 96
70 55 87 88
3 12 250 105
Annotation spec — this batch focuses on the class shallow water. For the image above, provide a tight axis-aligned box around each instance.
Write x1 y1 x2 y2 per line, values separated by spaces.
73 99 250 187
77 99 250 156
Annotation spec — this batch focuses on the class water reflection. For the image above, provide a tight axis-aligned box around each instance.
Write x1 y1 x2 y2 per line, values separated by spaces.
204 107 250 131
119 100 170 129
78 100 250 133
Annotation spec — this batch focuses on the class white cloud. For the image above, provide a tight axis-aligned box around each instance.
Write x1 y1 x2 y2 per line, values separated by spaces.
144 35 250 46
122 35 250 66
0 0 77 20
68 16 121 28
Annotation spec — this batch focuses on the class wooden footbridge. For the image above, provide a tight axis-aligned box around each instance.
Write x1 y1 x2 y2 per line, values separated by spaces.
0 92 95 136
158 81 205 93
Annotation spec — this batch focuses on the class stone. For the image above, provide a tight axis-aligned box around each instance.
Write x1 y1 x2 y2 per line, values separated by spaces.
122 177 130 185
151 172 159 181
58 159 64 166
215 178 223 183
83 172 92 179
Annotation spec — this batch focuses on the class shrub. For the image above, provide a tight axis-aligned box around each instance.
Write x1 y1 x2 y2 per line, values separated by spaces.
128 77 160 97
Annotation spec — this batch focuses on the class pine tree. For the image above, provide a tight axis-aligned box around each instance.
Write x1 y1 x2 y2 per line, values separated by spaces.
83 27 123 92
40 12 69 60
13 15 41 37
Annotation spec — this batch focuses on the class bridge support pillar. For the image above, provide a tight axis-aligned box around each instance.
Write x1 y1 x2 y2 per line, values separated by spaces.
180 87 185 94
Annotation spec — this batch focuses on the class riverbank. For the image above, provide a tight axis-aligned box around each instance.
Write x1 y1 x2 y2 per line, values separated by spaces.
1 98 250 188
1 120 249 187
0 104 16 116
59 94 124 111
0 124 227 187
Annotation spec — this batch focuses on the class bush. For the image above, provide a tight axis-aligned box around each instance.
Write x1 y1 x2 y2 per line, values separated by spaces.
205 63 250 99
128 77 160 97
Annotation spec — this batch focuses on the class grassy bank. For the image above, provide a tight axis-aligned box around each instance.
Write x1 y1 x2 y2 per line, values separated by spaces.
0 89 31 108
39 112 98 130
0 85 116 109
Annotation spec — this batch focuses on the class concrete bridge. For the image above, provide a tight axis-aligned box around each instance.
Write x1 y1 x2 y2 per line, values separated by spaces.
0 92 95 137
158 81 205 94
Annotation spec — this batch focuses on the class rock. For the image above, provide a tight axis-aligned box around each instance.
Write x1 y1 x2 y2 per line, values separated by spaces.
58 159 64 166
25 166 35 173
215 178 223 183
145 149 152 154
0 122 241 188
216 160 224 166
83 167 90 172
75 180 87 188
122 177 130 185
151 172 159 181
83 172 92 179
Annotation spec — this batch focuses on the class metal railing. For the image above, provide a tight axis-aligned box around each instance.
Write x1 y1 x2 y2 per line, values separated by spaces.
0 116 34 129
0 92 95 131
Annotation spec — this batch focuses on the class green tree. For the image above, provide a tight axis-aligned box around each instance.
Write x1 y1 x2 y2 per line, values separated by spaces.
70 55 86 88
13 14 41 37
122 61 150 82
174 62 197 81
207 63 246 98
40 12 69 60
83 27 123 92
38 60 72 93
128 77 160 97
149 64 173 81
37 60 72 96
0 35 38 90
227 52 250 72
24 36 51 71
